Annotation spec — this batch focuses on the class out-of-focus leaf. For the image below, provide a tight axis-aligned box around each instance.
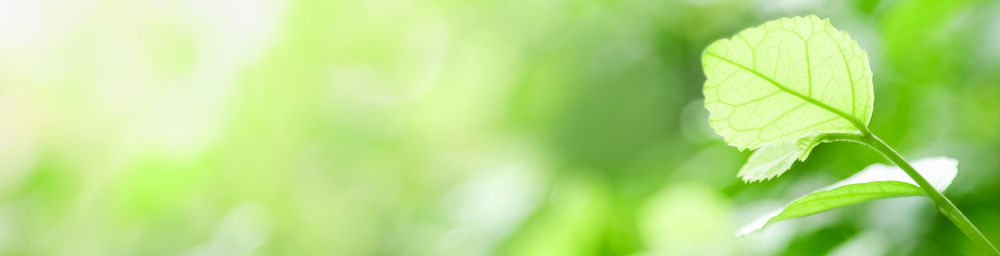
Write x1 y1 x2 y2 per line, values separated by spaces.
702 15 874 182
738 157 958 236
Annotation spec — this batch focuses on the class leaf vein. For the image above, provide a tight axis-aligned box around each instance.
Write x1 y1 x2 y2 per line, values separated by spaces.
704 51 866 131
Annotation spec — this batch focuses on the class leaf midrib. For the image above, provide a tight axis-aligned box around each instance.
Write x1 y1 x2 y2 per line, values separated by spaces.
705 51 868 131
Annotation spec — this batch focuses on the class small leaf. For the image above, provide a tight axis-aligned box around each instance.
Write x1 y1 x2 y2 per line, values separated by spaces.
738 142 802 182
737 157 958 236
702 15 874 181
737 138 824 182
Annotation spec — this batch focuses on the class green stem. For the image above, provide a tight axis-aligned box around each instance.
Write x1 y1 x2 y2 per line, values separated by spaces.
852 131 999 255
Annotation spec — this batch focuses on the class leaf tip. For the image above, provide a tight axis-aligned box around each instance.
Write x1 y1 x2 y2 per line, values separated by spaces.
736 209 782 237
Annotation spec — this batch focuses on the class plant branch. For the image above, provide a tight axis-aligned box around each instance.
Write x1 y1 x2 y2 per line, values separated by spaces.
856 131 1000 255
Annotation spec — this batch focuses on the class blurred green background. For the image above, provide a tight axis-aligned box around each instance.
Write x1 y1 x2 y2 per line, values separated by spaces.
1 0 999 255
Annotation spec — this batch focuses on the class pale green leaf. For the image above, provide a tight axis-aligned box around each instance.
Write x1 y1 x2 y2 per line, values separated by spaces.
738 135 829 182
737 140 820 182
737 157 958 236
702 15 874 181
738 142 801 182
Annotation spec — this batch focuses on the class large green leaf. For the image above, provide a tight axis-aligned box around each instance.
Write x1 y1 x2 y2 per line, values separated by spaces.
701 15 874 181
737 157 958 236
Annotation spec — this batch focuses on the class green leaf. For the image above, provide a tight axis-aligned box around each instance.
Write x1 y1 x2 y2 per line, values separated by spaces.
701 15 874 180
737 157 958 236
737 141 809 182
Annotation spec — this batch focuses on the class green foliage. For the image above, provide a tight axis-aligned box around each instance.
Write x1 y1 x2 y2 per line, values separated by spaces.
8 1 1000 254
705 16 998 254
702 15 873 182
